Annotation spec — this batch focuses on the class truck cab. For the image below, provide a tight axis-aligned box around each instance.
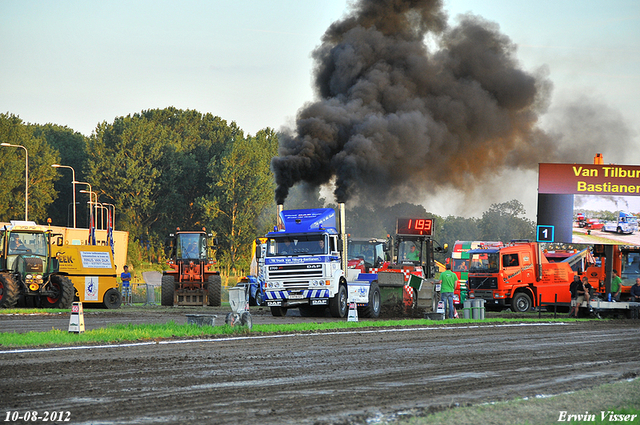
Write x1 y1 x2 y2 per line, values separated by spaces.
467 241 577 312
347 237 387 273
263 207 382 318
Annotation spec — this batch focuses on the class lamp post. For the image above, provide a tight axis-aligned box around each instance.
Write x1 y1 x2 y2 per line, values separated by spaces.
1 143 28 220
103 203 116 230
74 181 93 228
51 164 76 228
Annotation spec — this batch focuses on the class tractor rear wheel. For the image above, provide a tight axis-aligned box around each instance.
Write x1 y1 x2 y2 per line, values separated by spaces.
103 288 122 309
0 273 19 308
161 275 175 306
42 275 74 309
207 274 222 307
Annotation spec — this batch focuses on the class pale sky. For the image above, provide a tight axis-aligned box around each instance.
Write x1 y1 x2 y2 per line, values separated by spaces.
2 0 639 220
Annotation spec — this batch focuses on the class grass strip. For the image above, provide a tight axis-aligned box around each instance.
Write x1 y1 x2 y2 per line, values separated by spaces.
0 316 588 348
393 378 640 425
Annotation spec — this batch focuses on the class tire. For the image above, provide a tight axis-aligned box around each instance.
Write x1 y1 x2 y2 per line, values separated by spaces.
254 289 264 306
42 275 74 309
270 306 288 317
0 273 20 308
207 274 222 307
225 312 236 325
511 292 532 313
102 288 122 309
362 282 381 318
329 283 348 318
617 227 623 234
241 311 252 329
161 275 175 306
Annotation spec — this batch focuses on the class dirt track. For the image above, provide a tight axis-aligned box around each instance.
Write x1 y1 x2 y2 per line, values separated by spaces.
1 308 639 424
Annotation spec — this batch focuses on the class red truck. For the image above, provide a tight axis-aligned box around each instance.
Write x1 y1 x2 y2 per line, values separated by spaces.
466 241 582 312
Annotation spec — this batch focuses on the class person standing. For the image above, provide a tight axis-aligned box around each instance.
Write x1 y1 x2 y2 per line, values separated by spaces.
440 262 457 319
120 265 132 306
568 275 581 318
629 278 640 302
610 270 622 301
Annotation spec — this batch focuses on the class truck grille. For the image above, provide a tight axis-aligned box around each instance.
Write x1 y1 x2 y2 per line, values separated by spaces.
468 276 498 290
267 263 324 289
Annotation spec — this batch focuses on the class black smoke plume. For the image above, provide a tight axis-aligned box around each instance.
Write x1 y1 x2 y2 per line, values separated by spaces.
272 0 557 205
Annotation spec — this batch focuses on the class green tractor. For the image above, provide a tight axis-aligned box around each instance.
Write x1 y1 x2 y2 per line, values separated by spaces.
0 221 74 309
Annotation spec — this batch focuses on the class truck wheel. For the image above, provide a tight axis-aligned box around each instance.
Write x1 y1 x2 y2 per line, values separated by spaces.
254 289 264 306
511 292 532 313
329 284 348 318
103 288 122 309
161 275 175 306
270 306 288 317
0 273 19 308
362 282 381 318
42 275 74 309
207 275 222 307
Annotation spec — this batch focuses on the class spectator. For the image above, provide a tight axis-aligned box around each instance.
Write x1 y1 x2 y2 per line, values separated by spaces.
439 262 457 319
629 278 640 302
121 265 132 306
568 275 581 318
610 270 622 301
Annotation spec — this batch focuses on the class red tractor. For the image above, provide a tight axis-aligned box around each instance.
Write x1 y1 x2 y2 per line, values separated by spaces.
161 228 221 306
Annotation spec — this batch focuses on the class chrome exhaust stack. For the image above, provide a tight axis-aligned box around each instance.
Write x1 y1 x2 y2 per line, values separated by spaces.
338 202 347 273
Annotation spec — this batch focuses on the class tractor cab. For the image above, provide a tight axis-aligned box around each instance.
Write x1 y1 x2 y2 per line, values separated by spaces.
165 229 216 263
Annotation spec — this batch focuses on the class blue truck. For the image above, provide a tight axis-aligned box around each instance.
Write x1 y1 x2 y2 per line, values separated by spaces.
262 206 381 318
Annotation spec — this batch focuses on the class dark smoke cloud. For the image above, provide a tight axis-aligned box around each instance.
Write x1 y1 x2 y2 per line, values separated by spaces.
272 0 560 205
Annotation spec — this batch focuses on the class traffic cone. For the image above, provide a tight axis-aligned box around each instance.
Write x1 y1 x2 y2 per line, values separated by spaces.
347 302 358 322
68 302 85 333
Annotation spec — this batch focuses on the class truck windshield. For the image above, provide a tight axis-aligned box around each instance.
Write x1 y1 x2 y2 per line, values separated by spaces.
622 251 640 284
267 235 326 257
348 242 381 267
468 252 499 273
177 234 206 260
8 232 47 256
452 258 469 272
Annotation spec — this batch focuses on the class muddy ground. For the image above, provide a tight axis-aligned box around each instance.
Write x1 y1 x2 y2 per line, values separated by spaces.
0 307 639 424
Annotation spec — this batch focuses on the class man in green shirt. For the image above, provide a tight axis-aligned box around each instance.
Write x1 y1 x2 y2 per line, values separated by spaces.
440 262 458 319
610 269 622 301
406 245 420 262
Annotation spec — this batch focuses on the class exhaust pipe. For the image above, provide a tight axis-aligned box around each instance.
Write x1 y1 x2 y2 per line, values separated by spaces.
338 202 347 273
277 204 284 231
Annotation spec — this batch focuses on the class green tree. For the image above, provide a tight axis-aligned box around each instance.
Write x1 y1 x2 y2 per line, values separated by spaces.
478 199 535 242
0 113 60 222
198 129 279 274
30 124 88 227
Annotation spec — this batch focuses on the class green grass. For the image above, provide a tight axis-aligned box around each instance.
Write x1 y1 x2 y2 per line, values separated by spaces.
393 378 640 425
0 314 590 348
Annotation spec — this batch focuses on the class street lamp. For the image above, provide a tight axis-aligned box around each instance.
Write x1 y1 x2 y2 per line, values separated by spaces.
51 164 76 228
102 203 116 230
1 143 28 220
74 181 93 228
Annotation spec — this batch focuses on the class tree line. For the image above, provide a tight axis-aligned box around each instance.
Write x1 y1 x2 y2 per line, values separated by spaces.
0 108 535 274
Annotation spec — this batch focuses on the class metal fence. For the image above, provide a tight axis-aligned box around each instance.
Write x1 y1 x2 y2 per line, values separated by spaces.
118 282 237 305
119 282 161 306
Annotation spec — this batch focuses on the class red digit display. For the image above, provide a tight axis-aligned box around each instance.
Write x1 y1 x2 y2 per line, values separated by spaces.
396 218 434 236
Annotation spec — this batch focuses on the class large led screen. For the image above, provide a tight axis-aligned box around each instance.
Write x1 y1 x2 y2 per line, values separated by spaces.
537 163 640 245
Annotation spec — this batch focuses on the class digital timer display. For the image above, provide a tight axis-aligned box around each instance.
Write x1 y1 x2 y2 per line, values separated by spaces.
396 218 434 236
